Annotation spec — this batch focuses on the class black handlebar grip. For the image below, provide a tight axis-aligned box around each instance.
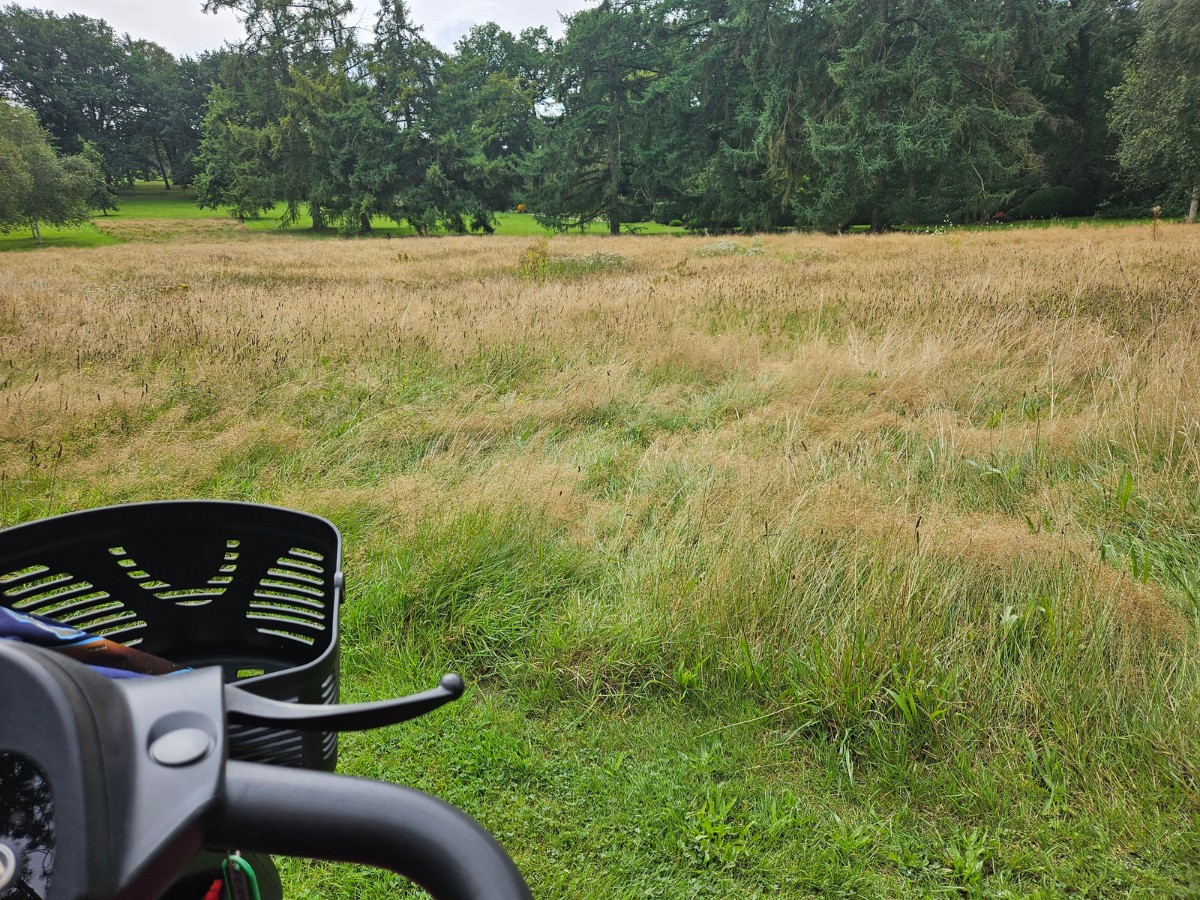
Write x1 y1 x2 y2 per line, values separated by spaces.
210 761 533 900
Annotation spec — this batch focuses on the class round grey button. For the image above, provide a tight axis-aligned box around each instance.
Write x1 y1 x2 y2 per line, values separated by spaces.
0 841 18 890
149 727 214 767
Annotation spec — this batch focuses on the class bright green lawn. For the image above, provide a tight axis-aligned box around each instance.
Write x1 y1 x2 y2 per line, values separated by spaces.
0 182 684 250
2 180 1164 250
0 221 122 250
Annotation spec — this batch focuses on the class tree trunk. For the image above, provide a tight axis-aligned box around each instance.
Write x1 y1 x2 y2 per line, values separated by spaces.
310 204 325 231
1189 183 1199 224
870 205 887 234
607 65 621 236
154 140 171 190
30 219 41 244
359 213 373 234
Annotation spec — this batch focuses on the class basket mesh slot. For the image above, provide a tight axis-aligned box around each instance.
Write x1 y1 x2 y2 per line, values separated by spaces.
155 588 226 601
0 564 49 583
254 627 316 646
2 571 75 598
258 579 323 599
10 580 97 609
248 611 324 630
93 620 148 638
276 556 324 575
71 608 138 629
56 600 123 624
249 600 324 619
254 587 325 605
266 567 323 587
321 671 337 704
32 591 112 619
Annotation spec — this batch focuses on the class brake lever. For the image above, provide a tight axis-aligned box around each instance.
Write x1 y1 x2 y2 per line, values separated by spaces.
224 673 464 732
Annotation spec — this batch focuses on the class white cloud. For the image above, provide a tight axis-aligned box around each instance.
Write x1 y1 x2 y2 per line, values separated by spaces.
31 0 593 56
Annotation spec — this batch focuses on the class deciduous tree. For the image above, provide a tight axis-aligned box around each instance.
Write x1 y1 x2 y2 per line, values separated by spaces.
0 100 104 242
1110 0 1200 222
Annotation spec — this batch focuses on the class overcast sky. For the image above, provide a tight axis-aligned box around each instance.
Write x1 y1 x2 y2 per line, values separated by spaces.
32 0 595 56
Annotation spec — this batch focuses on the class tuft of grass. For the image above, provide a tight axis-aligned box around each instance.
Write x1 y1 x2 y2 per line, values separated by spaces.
695 238 767 257
517 238 627 279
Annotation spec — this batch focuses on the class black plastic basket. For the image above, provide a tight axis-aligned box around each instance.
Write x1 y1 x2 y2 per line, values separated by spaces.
0 500 343 770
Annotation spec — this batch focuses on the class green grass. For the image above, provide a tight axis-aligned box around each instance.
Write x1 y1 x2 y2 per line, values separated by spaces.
4 180 1160 250
102 181 227 218
237 205 684 237
0 181 685 250
113 178 691 234
0 221 121 249
4 225 1200 897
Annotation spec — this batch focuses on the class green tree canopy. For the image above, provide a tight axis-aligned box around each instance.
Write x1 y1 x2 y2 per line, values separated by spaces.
527 0 666 234
1110 0 1200 222
0 100 104 242
0 5 211 186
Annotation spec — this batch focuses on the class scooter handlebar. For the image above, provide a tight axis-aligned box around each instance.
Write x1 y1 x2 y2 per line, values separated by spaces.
211 761 533 900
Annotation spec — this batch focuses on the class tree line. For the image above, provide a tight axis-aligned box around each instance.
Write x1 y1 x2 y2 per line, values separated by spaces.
1 0 1197 237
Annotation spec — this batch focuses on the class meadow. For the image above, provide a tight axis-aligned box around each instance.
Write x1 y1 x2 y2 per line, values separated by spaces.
1 210 1199 897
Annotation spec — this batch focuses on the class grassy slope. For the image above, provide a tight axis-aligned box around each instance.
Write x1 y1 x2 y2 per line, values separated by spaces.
2 221 1199 897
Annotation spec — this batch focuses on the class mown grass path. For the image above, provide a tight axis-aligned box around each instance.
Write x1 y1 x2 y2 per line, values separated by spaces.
1 221 1198 896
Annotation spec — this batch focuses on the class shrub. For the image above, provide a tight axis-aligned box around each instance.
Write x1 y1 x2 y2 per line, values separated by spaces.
1016 186 1090 219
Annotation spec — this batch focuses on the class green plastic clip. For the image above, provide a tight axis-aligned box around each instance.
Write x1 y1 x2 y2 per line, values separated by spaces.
222 853 262 900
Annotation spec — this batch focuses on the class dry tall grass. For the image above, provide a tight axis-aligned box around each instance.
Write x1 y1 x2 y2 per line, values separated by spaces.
5 223 1200 892
3 227 1198 578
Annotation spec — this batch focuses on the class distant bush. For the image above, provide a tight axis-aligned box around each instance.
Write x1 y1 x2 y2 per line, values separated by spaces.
652 199 694 225
668 219 684 228
1095 194 1188 219
1016 186 1090 219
